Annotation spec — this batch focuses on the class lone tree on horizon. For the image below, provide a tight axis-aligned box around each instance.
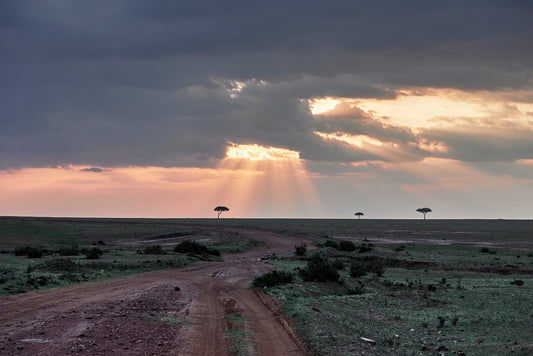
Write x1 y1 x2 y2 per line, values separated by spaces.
354 212 364 220
416 207 432 220
214 206 229 219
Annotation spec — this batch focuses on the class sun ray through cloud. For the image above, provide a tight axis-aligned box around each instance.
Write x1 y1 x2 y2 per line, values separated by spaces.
214 143 319 217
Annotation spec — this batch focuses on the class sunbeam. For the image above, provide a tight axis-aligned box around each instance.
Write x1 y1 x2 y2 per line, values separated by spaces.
214 143 319 217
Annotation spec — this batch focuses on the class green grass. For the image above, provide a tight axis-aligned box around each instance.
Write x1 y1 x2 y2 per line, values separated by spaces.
224 313 247 323
159 314 185 325
261 225 533 356
0 247 192 295
0 217 262 295
223 312 252 355
224 329 253 356
2 217 532 354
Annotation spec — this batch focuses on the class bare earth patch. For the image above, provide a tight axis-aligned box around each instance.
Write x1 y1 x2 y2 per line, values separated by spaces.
0 229 311 355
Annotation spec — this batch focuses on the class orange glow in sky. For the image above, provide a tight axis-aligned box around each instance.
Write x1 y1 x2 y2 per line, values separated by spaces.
309 88 533 129
313 131 384 147
308 97 340 115
0 143 319 218
215 143 318 217
225 143 300 161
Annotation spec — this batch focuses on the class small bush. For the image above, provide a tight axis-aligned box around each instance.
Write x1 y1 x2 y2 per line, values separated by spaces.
322 240 339 249
58 244 80 256
252 270 294 288
14 246 29 256
174 240 219 256
86 247 103 260
510 279 524 286
14 246 43 258
299 254 340 282
369 260 384 276
27 275 50 287
208 248 221 256
35 258 79 272
332 259 345 270
27 247 43 258
350 259 384 278
294 244 307 256
143 245 166 255
338 240 357 252
480 247 496 254
347 285 365 295
358 244 373 253
349 261 368 278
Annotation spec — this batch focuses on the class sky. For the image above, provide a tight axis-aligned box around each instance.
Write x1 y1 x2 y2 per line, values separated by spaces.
1 0 533 219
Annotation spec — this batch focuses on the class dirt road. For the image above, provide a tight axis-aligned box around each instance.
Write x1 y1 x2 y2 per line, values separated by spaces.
0 229 311 355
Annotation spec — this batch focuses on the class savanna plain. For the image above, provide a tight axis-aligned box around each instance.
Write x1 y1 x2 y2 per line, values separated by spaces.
0 217 532 355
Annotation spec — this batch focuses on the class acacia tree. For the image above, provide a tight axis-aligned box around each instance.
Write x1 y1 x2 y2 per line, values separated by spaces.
214 206 229 219
416 207 432 220
354 212 364 220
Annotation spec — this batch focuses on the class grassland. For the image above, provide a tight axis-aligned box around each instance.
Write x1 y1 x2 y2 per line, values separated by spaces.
0 216 260 295
1 216 532 355
249 219 533 355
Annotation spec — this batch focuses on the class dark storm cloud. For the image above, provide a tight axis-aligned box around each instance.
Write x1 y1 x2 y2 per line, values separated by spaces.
1 0 532 169
419 126 533 162
80 167 108 173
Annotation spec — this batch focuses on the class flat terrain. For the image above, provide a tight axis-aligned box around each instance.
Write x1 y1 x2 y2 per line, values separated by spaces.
0 228 310 355
1 217 532 355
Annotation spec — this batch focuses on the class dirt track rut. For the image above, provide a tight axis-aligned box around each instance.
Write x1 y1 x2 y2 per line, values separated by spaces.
0 229 310 355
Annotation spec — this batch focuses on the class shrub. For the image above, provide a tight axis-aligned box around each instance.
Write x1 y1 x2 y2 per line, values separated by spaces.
332 259 345 270
208 248 221 256
299 254 340 282
350 259 384 278
14 246 43 258
143 245 166 255
252 270 294 288
14 246 29 256
26 275 50 287
27 247 43 258
368 260 384 276
510 279 524 286
347 285 365 295
294 244 307 256
322 240 339 249
338 240 357 252
86 247 103 260
174 240 208 254
358 244 373 253
174 240 219 256
59 244 80 256
349 261 368 278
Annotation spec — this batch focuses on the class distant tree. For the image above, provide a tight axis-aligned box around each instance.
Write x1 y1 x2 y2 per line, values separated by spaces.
354 212 364 220
416 207 432 220
214 206 229 219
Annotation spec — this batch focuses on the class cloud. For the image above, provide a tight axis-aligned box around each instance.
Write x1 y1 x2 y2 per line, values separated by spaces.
80 167 108 173
1 1 532 170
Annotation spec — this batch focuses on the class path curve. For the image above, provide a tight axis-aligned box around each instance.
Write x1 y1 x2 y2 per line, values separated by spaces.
0 228 311 355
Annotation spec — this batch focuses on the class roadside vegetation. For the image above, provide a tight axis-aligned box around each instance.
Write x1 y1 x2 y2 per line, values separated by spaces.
0 217 260 295
2 217 532 355
252 233 533 355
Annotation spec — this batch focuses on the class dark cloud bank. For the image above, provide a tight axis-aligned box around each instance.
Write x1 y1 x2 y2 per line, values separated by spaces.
1 0 532 170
